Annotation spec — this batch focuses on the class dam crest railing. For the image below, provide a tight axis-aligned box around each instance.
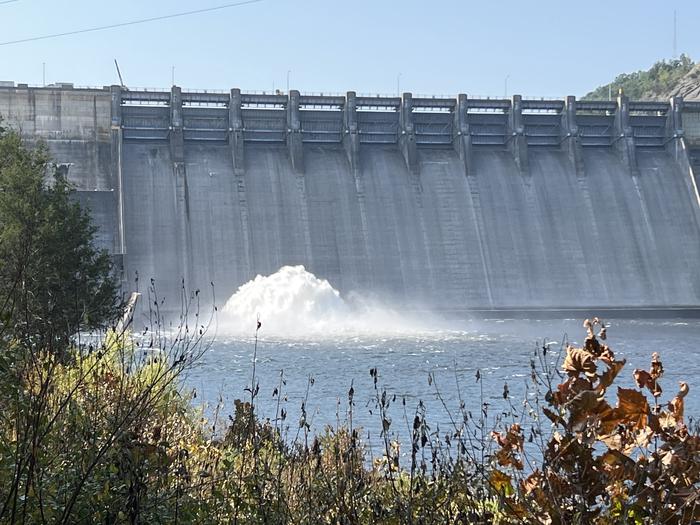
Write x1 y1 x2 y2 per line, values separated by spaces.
2 82 700 167
97 86 696 150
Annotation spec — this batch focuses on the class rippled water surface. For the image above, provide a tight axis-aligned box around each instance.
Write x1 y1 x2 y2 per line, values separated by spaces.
186 318 700 443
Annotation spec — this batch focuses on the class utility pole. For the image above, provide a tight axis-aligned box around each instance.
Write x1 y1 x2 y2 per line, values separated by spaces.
286 69 291 93
171 66 175 87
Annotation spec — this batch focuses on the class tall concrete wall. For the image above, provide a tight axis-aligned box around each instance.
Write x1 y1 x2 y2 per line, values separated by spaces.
0 85 118 254
1 83 700 313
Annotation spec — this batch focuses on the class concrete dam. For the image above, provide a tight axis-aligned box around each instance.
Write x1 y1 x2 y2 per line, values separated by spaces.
2 83 700 314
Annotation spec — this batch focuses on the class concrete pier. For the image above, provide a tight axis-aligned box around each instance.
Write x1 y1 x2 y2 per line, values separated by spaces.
561 95 585 177
507 95 528 173
287 90 303 172
614 93 638 172
399 92 418 173
229 88 245 174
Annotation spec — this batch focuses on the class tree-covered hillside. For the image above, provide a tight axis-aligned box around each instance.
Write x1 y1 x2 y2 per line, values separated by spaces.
583 54 696 100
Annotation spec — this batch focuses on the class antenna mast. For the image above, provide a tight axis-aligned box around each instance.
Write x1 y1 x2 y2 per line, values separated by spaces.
114 59 126 88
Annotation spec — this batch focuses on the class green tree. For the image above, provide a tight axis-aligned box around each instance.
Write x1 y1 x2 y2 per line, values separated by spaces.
0 126 119 350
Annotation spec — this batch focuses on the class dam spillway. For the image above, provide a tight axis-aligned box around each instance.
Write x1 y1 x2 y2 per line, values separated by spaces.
2 83 700 314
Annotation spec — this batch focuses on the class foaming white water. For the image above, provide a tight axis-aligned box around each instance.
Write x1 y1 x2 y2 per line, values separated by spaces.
220 266 451 337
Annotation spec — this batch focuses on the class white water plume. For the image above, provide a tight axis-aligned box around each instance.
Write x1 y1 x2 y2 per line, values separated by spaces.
220 265 449 337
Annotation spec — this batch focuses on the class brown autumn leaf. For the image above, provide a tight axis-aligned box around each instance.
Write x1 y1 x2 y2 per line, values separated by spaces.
599 345 616 366
650 352 664 380
598 387 650 441
598 325 607 340
490 469 514 495
597 359 626 392
598 449 635 481
659 448 680 469
582 318 606 356
658 410 677 431
566 389 605 414
584 335 603 357
519 470 554 512
562 346 597 377
494 423 524 451
685 435 700 454
566 390 611 432
583 317 602 332
495 447 524 470
552 375 593 406
599 426 654 454
499 423 525 451
491 424 524 470
597 404 619 436
544 431 565 461
668 381 689 423
543 407 565 425
634 369 662 398
598 431 623 450
615 387 650 430
521 470 544 495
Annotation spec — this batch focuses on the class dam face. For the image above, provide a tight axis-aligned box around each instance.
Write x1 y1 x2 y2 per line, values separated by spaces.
2 83 700 313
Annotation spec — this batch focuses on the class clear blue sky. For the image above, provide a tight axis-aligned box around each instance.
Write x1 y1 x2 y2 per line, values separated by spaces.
1 0 698 98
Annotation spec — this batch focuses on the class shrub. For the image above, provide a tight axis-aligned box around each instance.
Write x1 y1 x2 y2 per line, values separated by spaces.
1 293 697 523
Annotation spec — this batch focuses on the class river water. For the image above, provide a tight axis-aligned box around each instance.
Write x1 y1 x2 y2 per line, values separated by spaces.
184 267 700 449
